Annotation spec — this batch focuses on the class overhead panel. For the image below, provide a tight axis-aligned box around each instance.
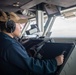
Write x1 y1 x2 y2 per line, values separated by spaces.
0 0 31 12
21 0 44 9
45 0 76 7
21 0 76 10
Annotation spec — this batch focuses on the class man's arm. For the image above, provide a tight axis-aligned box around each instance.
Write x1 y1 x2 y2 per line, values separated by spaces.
7 43 57 74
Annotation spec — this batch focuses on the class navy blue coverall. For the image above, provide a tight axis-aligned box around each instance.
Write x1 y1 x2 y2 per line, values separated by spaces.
0 32 57 75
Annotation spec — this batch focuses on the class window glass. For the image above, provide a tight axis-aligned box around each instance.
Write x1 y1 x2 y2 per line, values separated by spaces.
50 16 76 38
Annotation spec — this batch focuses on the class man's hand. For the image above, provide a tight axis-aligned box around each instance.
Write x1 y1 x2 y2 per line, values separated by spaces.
55 55 64 66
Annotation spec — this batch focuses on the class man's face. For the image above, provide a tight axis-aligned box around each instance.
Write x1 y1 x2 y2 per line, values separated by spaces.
13 23 22 37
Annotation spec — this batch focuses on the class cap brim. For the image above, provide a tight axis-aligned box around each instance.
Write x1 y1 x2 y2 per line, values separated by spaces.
18 19 28 23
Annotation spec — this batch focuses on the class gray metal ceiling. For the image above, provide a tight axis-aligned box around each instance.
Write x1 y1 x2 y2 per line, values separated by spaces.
0 0 31 12
0 0 76 12
45 0 76 7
